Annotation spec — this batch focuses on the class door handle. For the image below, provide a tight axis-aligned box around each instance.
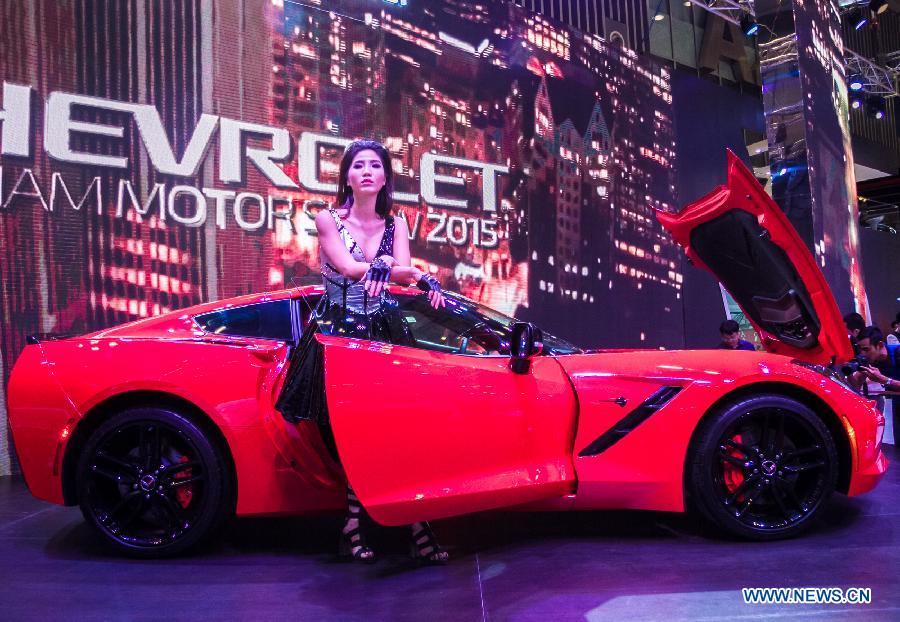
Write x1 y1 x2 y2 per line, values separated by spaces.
249 345 279 362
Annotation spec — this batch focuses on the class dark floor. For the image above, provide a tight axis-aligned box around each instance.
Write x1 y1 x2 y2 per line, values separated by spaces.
1 446 899 621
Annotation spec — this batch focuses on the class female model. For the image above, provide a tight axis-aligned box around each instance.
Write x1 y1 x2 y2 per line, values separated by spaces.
277 139 448 565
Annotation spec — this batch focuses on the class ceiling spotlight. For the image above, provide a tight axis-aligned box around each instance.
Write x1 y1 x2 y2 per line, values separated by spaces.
866 95 886 120
850 93 865 110
654 13 666 21
848 75 864 91
869 0 888 15
740 13 760 36
847 7 869 30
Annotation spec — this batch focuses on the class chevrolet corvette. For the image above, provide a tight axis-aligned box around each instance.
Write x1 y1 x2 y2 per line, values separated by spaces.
6 153 887 557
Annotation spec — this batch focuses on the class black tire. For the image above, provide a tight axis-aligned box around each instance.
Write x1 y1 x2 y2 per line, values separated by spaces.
76 407 232 558
687 394 838 541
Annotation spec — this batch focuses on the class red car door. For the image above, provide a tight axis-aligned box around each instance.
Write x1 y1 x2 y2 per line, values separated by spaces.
657 150 854 365
319 335 578 525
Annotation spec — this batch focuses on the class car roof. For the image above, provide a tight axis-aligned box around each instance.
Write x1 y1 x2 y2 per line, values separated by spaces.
84 284 425 339
83 286 316 339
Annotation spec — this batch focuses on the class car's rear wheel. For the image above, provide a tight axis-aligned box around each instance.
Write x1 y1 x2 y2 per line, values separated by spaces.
76 407 231 558
687 395 838 540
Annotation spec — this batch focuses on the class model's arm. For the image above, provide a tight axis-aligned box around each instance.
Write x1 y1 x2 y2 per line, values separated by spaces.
386 217 421 284
386 216 445 308
315 210 373 281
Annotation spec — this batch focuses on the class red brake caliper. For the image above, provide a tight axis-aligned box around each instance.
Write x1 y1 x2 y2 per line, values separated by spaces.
722 433 745 496
173 455 193 508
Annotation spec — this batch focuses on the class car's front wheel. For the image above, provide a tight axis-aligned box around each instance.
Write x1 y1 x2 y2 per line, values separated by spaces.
76 407 232 557
687 394 838 540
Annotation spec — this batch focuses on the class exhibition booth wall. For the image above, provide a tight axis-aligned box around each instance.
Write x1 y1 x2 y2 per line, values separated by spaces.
0 0 868 476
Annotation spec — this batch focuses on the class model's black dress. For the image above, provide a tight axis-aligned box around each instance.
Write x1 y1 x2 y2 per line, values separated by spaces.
275 208 411 425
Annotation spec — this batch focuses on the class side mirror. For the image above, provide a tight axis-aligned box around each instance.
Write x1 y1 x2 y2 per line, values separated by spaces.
509 322 543 374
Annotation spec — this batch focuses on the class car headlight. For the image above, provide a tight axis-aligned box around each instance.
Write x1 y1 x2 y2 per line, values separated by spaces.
791 359 859 393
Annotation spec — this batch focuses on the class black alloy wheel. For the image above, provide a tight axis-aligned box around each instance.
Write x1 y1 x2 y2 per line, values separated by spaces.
76 407 231 558
688 395 838 540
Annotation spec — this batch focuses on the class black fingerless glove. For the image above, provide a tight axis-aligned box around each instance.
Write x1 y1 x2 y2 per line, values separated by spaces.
364 257 391 285
416 273 442 294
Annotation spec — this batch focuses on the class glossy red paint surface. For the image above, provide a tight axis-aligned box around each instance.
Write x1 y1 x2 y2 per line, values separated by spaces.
5 299 886 524
556 349 886 512
7 288 346 516
320 335 577 525
657 151 854 366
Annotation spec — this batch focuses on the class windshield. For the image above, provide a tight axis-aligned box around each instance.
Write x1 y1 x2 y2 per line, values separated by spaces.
299 289 582 356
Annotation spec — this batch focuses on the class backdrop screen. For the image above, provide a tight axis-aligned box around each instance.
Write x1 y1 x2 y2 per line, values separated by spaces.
0 0 684 472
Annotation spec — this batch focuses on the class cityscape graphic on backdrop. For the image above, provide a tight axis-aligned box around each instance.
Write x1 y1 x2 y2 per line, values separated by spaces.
0 0 684 472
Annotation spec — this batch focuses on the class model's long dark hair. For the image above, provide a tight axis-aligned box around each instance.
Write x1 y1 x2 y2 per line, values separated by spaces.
336 139 394 219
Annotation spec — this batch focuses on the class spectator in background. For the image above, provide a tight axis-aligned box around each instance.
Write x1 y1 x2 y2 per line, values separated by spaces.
717 319 756 351
844 312 866 353
887 314 900 346
855 326 900 393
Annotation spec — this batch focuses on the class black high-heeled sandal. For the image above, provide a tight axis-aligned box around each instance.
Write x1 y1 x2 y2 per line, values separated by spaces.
339 522 376 563
409 522 449 565
339 488 376 563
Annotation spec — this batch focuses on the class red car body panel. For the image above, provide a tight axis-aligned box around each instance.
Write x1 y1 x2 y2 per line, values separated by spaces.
8 296 346 515
555 349 885 512
5 154 887 527
657 150 854 366
320 335 578 525
6 344 79 504
6 286 886 523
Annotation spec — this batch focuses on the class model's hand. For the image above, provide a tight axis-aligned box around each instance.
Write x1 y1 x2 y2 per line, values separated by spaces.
427 289 445 309
364 257 391 298
859 364 888 384
416 273 445 309
376 254 398 267
387 265 419 284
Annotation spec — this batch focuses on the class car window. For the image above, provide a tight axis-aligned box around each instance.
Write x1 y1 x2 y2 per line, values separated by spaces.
391 294 582 355
296 295 322 331
394 295 507 355
194 300 293 341
308 291 581 356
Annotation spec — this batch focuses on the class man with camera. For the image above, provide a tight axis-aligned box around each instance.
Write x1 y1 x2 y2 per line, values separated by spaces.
843 312 866 354
855 326 900 394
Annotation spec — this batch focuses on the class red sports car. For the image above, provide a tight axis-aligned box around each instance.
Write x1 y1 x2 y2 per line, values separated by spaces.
7 153 887 557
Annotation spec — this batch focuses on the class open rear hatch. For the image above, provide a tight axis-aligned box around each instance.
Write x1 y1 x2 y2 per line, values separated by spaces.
657 150 853 365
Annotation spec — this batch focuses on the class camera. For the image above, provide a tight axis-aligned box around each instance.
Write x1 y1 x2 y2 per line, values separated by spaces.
841 354 869 375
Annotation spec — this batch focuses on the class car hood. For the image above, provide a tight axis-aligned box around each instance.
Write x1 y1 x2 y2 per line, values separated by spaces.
656 151 853 366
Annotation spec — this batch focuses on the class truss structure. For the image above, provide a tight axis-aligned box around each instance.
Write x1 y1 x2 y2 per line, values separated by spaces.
686 0 752 25
845 49 899 98
885 50 900 77
687 2 899 97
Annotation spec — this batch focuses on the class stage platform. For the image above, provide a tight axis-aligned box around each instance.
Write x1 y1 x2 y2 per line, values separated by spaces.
1 444 898 621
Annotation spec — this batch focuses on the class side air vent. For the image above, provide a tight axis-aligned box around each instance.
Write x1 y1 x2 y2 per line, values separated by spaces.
578 386 682 457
